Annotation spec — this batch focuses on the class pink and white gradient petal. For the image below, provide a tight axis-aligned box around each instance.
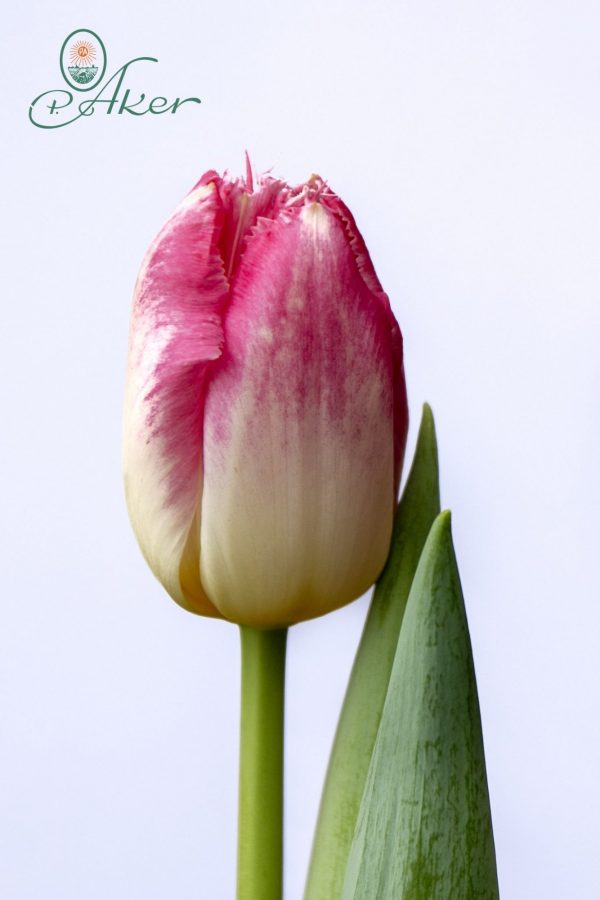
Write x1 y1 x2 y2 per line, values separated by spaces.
199 202 398 626
123 181 227 616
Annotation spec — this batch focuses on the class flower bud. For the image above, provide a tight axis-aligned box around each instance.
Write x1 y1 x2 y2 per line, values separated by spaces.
123 165 408 627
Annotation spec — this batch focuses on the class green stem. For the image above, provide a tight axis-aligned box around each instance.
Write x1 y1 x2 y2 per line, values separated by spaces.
237 626 287 900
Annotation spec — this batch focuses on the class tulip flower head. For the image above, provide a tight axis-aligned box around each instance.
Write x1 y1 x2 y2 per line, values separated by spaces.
124 163 408 627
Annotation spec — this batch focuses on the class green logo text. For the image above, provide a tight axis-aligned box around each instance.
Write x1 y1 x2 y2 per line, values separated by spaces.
29 29 201 129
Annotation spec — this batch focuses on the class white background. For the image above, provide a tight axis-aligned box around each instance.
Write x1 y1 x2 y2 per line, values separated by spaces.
2 1 599 897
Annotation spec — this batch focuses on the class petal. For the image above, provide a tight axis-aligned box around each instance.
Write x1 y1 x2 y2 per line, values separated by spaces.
321 191 409 493
199 202 398 626
123 180 227 616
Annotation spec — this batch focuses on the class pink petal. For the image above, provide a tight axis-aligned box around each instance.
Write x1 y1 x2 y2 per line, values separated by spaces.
320 190 408 493
199 201 400 626
123 180 228 616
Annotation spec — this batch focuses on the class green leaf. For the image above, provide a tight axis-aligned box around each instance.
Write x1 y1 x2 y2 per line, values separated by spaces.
340 512 499 900
304 404 441 900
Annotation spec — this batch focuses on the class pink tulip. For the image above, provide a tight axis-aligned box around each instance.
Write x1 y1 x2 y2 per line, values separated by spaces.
123 164 408 627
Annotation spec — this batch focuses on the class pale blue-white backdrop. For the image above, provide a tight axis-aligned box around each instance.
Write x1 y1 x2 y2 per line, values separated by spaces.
2 1 599 897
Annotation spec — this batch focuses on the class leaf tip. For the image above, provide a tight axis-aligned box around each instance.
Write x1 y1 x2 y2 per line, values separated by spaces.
428 509 452 547
421 400 434 422
439 508 452 528
418 402 437 449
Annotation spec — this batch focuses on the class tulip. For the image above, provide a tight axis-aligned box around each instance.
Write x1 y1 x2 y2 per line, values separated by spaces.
123 163 408 628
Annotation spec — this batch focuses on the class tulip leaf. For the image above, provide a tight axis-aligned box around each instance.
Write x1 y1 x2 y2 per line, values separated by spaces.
340 511 499 900
304 404 441 900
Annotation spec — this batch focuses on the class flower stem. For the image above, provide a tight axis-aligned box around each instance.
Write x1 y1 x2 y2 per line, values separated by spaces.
237 626 287 900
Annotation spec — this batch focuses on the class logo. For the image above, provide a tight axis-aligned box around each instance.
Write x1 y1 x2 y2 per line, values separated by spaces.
60 29 106 90
29 28 201 129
